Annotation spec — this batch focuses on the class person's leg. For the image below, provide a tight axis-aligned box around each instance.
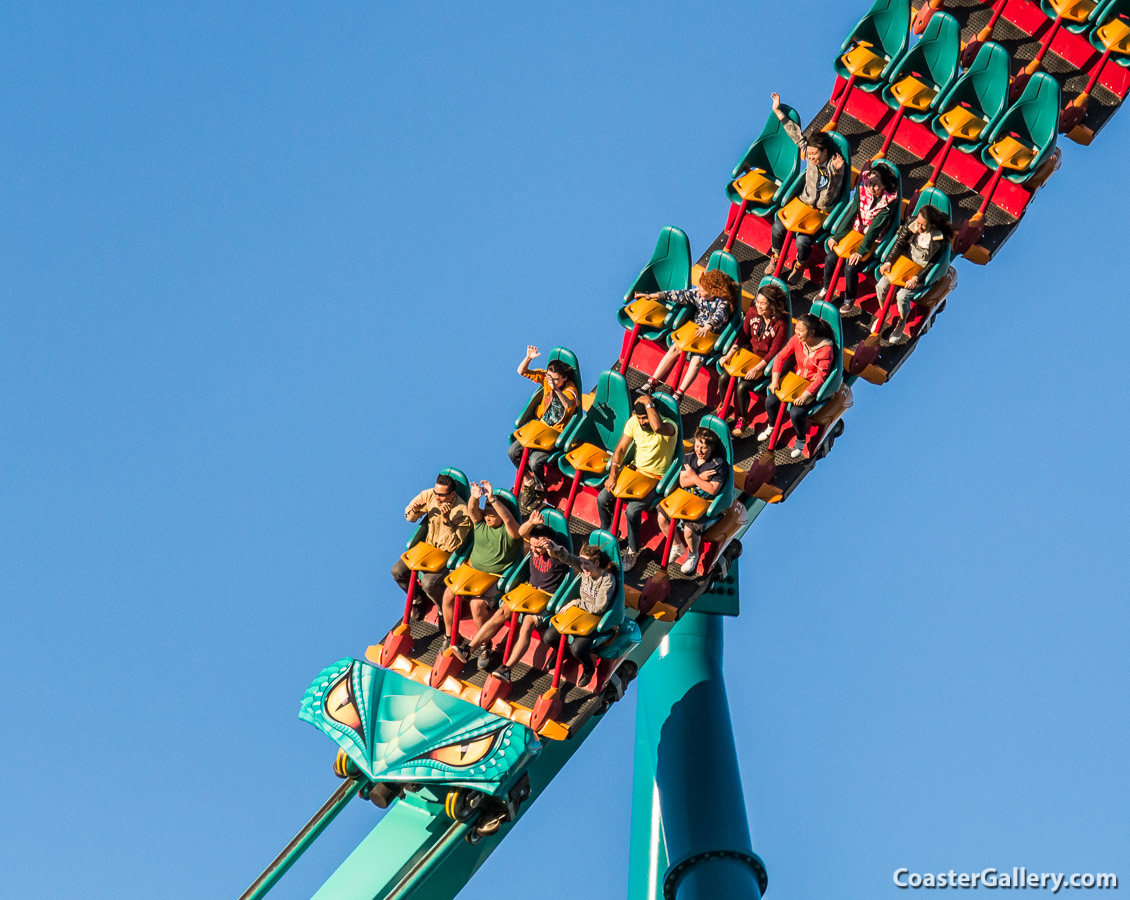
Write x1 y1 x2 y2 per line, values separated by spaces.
468 605 510 653
649 344 680 384
503 616 539 668
891 287 916 341
596 486 616 532
568 636 596 679
789 403 811 455
391 558 412 594
822 241 838 294
735 378 754 419
623 494 654 554
770 219 788 255
874 276 891 312
675 355 703 395
441 588 457 639
508 438 525 468
417 569 448 606
794 233 814 264
715 370 733 417
843 260 860 301
759 389 781 439
527 449 550 476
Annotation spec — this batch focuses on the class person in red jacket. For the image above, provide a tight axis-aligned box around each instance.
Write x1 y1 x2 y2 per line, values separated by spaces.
714 283 790 437
757 313 835 459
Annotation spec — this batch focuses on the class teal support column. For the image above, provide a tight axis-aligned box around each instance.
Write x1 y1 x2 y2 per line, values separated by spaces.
628 698 668 900
630 607 767 900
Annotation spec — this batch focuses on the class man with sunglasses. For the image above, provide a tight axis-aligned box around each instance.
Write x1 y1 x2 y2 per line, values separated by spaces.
391 473 473 614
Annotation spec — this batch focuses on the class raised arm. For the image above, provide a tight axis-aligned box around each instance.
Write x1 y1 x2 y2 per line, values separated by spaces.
467 481 485 524
518 508 544 540
773 92 805 149
517 344 540 377
483 480 521 539
546 541 583 575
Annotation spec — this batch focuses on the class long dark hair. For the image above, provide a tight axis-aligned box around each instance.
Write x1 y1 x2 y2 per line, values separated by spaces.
918 204 955 242
796 312 832 341
756 283 790 322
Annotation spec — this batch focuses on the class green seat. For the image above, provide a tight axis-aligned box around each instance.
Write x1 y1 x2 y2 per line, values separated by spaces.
1039 0 1107 33
777 130 854 240
649 391 686 498
806 300 845 408
615 227 692 342
725 106 803 217
880 11 961 122
930 41 1011 152
911 186 952 221
826 159 903 263
1090 0 1130 65
554 369 633 487
661 414 734 525
834 0 911 91
509 345 583 443
980 72 1061 183
705 249 741 283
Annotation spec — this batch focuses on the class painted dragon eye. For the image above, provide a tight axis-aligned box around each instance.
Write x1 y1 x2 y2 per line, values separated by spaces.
324 673 361 731
426 731 501 768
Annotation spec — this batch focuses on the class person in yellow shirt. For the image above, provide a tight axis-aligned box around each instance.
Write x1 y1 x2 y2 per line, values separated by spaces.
507 345 580 489
596 395 678 571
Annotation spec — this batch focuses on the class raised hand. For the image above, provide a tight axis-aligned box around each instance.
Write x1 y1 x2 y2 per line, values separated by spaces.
525 345 541 360
470 481 483 501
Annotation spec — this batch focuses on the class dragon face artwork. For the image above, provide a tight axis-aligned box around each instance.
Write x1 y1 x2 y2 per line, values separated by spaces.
299 658 541 796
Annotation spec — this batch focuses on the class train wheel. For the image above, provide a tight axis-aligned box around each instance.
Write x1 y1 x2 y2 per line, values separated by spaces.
445 789 483 823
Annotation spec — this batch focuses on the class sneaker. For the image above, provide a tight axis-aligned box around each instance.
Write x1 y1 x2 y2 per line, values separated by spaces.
671 390 683 404
669 534 688 562
680 552 700 575
621 548 638 571
888 324 906 344
450 642 471 664
731 417 745 437
639 378 657 395
578 660 596 686
476 645 494 671
765 253 780 275
839 300 854 315
756 424 774 441
817 287 827 299
786 261 803 284
789 441 806 459
493 665 512 683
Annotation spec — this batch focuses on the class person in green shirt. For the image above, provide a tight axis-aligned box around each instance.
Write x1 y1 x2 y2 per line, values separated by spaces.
441 479 522 664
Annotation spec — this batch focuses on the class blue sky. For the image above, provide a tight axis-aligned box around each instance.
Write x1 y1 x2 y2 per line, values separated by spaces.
1 2 1127 898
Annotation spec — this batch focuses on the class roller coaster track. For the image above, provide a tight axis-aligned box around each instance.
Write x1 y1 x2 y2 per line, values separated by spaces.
244 2 1130 897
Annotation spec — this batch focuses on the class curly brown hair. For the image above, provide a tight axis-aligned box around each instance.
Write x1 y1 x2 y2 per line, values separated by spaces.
698 269 740 306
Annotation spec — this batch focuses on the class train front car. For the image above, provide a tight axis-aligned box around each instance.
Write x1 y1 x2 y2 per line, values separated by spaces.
300 658 541 840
